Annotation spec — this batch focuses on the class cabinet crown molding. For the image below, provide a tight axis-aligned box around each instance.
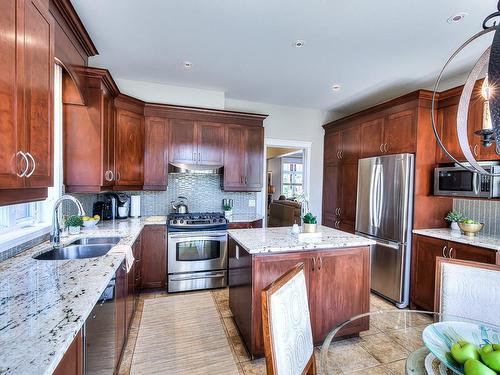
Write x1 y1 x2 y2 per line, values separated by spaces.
78 67 119 97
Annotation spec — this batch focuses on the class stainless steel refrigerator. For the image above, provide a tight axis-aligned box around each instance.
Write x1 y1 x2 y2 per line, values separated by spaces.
355 153 414 308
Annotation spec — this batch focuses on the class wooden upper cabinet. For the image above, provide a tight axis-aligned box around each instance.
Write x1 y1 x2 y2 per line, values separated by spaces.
435 104 465 163
169 119 197 165
223 125 246 190
144 117 168 190
0 0 54 200
115 109 144 187
384 109 416 154
197 122 224 165
360 118 384 158
340 125 360 161
244 126 264 190
322 163 340 228
324 130 341 164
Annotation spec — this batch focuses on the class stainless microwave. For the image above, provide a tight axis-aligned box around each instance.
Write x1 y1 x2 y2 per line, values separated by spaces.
434 163 500 198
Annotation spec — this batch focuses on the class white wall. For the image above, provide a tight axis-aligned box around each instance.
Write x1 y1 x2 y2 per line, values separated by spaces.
115 78 225 109
225 98 342 222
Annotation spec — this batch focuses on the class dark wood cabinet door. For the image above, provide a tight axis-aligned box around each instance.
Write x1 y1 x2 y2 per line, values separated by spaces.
384 109 416 154
141 225 166 289
411 235 446 311
23 0 54 188
339 161 358 224
102 89 115 187
470 95 500 161
252 254 313 355
53 329 83 375
223 125 246 190
322 163 339 219
169 119 197 164
360 118 384 157
0 0 24 189
115 109 144 187
324 130 341 164
133 234 143 292
449 241 497 264
197 122 224 165
115 261 127 369
144 117 168 190
310 248 370 342
435 105 465 163
340 125 360 161
244 126 264 191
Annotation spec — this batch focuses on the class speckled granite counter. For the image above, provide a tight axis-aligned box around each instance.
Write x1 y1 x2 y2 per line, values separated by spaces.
227 213 263 223
0 217 165 375
413 228 500 251
228 225 375 254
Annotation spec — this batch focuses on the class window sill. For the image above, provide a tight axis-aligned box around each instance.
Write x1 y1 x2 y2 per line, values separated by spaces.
0 223 51 255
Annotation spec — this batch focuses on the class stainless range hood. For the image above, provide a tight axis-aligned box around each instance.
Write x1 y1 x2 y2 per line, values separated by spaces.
168 163 223 174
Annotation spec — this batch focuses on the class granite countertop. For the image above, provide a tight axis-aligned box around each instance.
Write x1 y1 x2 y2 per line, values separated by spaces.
413 228 500 251
228 225 375 254
0 216 165 375
227 213 264 223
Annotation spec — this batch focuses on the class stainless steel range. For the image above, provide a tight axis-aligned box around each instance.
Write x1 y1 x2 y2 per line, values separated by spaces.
167 212 228 293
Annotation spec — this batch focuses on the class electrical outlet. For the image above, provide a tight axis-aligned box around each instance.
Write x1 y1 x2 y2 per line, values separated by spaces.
248 199 256 207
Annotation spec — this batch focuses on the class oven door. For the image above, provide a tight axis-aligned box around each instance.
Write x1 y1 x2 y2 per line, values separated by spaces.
434 167 480 197
168 231 228 274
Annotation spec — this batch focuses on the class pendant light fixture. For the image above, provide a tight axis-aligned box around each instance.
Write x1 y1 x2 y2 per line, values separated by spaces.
432 2 500 176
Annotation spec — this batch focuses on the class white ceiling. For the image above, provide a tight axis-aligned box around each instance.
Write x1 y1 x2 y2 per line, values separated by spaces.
72 0 496 113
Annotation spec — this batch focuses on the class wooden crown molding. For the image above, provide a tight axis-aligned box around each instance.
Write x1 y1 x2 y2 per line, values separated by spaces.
50 0 98 57
78 67 119 98
115 94 146 114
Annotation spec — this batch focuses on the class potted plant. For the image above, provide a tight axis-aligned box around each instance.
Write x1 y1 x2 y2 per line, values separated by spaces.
65 215 84 235
302 212 317 233
445 211 463 231
223 204 233 218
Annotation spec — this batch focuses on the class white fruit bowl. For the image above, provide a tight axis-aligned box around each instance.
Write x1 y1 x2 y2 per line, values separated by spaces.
83 219 99 227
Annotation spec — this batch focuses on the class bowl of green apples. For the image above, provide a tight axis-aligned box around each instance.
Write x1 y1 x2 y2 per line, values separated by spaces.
423 321 500 375
458 218 484 237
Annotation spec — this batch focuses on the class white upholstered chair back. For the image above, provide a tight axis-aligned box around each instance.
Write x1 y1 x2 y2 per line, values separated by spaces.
436 258 500 327
262 264 315 375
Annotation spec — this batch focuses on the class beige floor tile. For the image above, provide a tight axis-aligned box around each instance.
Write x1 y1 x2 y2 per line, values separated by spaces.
348 365 393 374
358 333 409 364
240 358 267 375
326 340 380 373
385 327 425 352
386 359 406 375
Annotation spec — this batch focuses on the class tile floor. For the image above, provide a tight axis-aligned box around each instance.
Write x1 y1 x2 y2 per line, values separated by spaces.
119 289 425 375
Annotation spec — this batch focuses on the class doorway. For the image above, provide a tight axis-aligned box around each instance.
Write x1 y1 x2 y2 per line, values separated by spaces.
259 139 312 227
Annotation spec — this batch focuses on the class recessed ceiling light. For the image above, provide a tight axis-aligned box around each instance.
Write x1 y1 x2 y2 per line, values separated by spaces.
183 61 193 69
293 40 305 48
332 84 341 92
447 12 468 24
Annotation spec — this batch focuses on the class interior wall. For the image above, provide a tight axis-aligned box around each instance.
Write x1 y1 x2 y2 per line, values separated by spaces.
266 158 281 201
225 98 343 222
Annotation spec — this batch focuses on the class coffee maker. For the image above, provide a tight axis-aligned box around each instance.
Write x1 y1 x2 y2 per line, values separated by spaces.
115 193 130 219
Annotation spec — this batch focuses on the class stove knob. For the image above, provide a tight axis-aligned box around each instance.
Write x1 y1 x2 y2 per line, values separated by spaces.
179 219 184 224
212 219 217 223
219 218 224 223
173 220 178 224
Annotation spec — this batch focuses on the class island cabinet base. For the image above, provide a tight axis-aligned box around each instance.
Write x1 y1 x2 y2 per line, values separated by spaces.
228 237 371 357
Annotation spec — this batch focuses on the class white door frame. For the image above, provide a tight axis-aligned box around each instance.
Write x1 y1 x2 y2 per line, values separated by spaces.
258 138 312 227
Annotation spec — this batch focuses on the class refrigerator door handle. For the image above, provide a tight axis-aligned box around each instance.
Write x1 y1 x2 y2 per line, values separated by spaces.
369 164 377 228
374 164 384 228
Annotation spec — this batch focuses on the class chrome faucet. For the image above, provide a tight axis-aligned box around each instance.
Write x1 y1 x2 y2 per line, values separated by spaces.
51 194 86 248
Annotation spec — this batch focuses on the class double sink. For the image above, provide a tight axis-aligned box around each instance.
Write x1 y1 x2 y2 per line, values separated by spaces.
34 236 122 260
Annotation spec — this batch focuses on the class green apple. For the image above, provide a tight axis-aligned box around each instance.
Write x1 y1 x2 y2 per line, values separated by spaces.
480 344 500 372
451 341 480 364
464 359 496 375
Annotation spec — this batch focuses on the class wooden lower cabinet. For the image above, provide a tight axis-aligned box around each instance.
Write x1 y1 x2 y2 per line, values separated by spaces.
115 260 127 369
53 329 84 375
141 225 167 289
411 234 498 311
228 237 370 357
228 219 263 229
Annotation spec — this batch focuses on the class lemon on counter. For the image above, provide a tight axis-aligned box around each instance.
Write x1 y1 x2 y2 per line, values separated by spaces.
93 215 100 220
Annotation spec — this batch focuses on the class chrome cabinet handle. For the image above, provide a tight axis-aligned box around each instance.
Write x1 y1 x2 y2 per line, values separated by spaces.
319 257 323 271
25 152 36 177
109 170 114 181
384 143 388 153
16 151 29 177
116 171 121 181
312 257 316 271
449 247 454 258
245 176 248 184
380 144 384 152
340 150 343 159
473 144 479 156
338 208 341 216
104 170 112 181
442 245 447 257
336 150 340 159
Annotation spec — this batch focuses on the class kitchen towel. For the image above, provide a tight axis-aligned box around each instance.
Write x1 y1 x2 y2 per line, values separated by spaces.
109 244 135 273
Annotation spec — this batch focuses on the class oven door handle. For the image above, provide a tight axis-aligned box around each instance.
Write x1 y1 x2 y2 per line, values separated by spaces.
169 273 226 282
168 232 228 239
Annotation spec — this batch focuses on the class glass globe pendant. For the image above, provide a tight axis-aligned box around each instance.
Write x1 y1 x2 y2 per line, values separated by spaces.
432 2 500 176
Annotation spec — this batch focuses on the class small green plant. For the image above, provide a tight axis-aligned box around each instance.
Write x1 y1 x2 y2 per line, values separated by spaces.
445 211 464 223
223 204 232 211
65 215 83 228
302 212 317 224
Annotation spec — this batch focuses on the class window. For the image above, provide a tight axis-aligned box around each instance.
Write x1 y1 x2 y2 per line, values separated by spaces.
281 157 304 198
0 203 40 233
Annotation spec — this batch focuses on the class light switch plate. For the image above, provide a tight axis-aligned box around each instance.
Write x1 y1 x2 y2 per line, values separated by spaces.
249 199 256 207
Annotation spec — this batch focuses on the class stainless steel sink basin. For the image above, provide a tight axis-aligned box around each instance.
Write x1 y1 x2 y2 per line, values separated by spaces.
34 244 115 260
70 237 121 245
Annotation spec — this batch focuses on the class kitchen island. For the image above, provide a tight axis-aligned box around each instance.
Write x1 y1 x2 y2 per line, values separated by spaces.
227 225 375 357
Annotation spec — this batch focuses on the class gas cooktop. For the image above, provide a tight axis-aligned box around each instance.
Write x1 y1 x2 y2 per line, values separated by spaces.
167 212 228 231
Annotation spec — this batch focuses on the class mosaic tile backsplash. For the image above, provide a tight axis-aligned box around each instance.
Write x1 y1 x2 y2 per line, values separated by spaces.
68 174 257 216
453 199 500 236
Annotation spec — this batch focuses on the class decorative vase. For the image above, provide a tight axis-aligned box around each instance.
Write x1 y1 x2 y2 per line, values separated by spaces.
68 226 80 235
224 210 233 218
303 223 317 233
450 221 460 231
